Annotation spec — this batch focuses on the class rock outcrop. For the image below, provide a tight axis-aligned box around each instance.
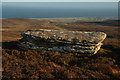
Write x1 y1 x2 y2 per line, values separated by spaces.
18 29 107 54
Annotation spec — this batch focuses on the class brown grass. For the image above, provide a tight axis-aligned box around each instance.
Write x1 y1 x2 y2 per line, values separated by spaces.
2 18 120 79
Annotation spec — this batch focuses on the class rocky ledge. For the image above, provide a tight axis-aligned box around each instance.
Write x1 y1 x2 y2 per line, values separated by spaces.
18 29 107 54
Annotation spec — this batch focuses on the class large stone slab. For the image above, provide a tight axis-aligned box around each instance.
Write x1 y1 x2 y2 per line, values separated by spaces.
19 29 107 54
22 29 106 44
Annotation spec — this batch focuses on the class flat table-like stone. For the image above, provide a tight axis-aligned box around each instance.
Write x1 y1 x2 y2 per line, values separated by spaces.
19 29 107 54
22 29 106 44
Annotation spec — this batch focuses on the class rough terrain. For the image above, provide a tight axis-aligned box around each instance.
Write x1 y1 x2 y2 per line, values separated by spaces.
2 18 120 79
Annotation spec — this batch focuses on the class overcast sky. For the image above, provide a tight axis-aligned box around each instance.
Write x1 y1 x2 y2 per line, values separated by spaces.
2 0 120 2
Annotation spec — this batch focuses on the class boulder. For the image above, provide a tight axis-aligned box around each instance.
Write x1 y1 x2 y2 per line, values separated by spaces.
19 29 107 54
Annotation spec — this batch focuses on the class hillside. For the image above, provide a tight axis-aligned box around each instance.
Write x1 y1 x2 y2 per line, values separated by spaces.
2 18 120 79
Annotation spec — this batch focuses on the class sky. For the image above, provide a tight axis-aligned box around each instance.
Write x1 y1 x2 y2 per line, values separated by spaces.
2 2 118 18
3 2 117 8
1 0 120 2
